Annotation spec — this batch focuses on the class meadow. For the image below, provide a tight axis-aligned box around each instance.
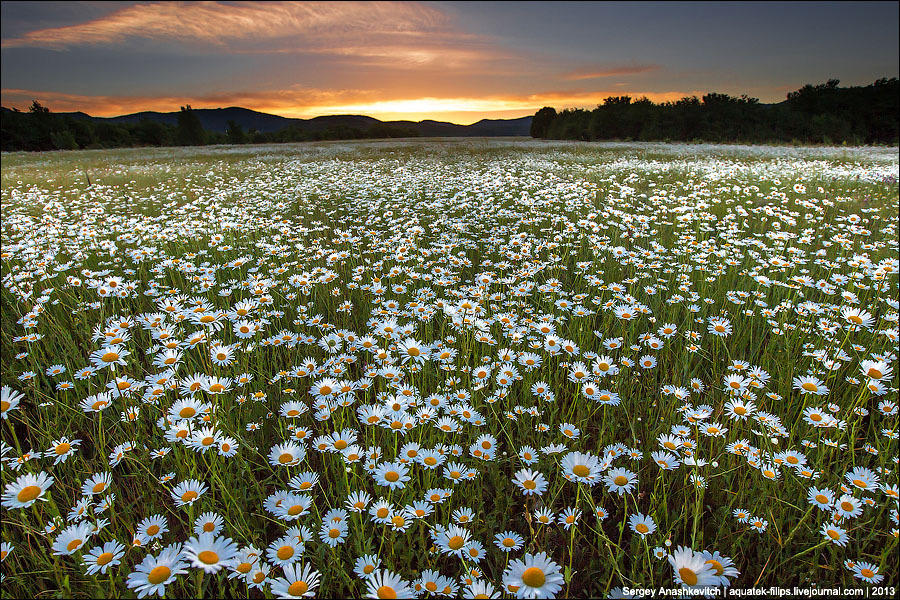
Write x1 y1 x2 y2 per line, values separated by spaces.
1 138 897 598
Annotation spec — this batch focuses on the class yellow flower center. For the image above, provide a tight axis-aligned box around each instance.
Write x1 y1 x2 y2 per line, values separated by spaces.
705 559 723 576
147 565 171 584
679 567 698 586
198 550 219 565
288 581 309 596
522 567 546 588
96 552 114 566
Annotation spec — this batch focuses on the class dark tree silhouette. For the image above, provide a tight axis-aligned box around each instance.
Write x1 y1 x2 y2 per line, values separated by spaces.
177 105 207 146
531 79 898 145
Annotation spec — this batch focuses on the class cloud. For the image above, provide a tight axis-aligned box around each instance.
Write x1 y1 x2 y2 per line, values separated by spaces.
1 1 519 73
2 2 449 48
1 86 707 124
562 65 660 80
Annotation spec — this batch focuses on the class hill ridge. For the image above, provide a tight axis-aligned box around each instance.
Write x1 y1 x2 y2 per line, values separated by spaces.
24 106 533 136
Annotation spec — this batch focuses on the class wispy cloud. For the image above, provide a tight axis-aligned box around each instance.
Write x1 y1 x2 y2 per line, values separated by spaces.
1 87 707 124
1 1 518 72
562 65 660 81
2 2 448 48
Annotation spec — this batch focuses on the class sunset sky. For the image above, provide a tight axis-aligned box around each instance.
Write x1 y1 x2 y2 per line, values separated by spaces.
2 1 897 124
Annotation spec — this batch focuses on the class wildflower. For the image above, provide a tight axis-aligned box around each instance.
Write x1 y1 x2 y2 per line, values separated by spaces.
502 552 564 599
373 461 411 490
269 442 306 467
495 531 525 552
629 513 657 537
83 540 126 575
183 532 239 573
271 563 321 598
560 451 601 484
170 479 208 508
604 468 638 495
668 546 718 589
793 375 828 396
268 536 304 567
852 561 884 583
1 386 24 419
126 543 188 598
137 515 168 540
365 570 413 599
2 471 54 509
512 468 549 496
52 522 94 556
319 520 349 547
354 554 381 579
433 524 472 558
821 522 848 547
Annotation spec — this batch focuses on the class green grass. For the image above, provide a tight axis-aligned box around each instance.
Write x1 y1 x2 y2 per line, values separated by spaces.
1 139 898 598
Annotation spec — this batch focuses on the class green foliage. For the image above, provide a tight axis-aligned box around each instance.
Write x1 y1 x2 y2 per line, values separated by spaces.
225 119 248 145
1 104 422 152
49 129 78 150
530 107 557 138
533 79 899 144
1 106 176 151
0 141 897 597
177 105 207 146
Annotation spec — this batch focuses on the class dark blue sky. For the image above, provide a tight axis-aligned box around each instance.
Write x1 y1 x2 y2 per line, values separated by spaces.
2 1 897 123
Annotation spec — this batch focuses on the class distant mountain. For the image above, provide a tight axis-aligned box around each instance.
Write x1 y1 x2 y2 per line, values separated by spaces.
51 106 533 137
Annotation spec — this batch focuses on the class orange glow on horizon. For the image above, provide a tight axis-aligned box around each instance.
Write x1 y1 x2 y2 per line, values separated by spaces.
1 89 705 125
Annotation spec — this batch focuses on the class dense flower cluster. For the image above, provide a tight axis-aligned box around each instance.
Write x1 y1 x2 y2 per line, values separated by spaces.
1 140 897 597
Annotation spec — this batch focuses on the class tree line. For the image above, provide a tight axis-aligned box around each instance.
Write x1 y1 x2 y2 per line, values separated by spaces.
0 104 420 152
530 78 898 145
